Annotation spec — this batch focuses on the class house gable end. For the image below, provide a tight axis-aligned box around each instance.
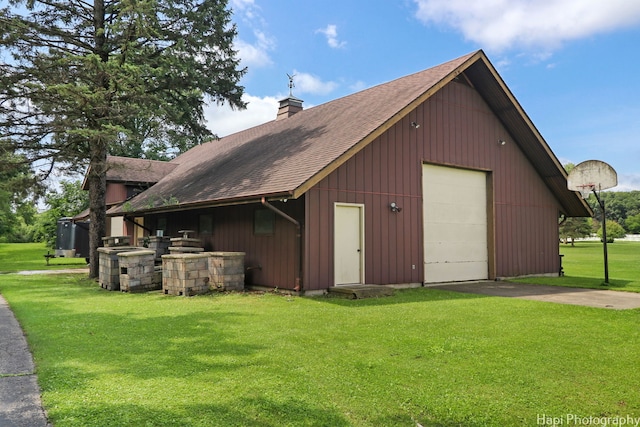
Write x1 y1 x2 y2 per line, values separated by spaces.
462 57 591 217
291 51 483 199
292 51 589 218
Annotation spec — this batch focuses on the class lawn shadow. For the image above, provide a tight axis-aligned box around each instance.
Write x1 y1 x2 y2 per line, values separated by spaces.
47 397 352 426
13 282 269 402
38 307 264 382
311 286 489 307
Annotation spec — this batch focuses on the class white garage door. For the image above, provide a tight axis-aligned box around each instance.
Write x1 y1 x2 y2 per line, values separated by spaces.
423 164 488 283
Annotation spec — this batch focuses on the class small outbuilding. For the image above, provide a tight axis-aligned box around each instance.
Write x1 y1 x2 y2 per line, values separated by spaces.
108 50 591 293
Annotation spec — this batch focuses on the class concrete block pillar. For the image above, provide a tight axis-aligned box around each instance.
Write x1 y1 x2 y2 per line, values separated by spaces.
118 250 158 293
97 246 139 291
209 252 245 291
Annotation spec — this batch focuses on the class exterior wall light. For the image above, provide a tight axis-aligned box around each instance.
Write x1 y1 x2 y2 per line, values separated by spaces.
390 202 402 212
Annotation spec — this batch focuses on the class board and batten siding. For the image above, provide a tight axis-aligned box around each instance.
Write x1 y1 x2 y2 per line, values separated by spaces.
105 183 128 205
304 79 561 290
147 199 303 289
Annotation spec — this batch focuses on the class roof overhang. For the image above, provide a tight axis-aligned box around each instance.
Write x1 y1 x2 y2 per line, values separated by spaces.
462 54 592 217
107 191 295 217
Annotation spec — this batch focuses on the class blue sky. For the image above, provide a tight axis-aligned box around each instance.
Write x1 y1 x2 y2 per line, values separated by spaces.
206 0 640 191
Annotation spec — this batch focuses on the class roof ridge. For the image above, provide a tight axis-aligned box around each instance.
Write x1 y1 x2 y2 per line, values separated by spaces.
108 49 588 217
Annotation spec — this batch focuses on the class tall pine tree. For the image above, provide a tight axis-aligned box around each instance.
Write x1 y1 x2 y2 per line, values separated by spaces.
0 0 246 276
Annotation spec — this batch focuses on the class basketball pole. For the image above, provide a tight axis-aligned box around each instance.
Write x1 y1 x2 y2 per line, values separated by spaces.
592 185 609 285
567 160 617 286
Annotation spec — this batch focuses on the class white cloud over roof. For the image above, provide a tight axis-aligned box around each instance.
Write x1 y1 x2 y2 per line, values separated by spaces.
230 0 274 68
414 0 640 52
292 70 338 95
234 30 275 68
316 24 347 49
204 94 279 137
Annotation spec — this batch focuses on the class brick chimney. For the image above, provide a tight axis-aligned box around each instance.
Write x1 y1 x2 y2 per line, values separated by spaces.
276 96 303 120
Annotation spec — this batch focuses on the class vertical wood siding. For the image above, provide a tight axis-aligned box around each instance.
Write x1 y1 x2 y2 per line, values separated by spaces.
105 183 128 205
145 199 303 289
305 79 560 290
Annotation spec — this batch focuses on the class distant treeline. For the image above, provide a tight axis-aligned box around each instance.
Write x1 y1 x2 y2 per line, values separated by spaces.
589 190 640 233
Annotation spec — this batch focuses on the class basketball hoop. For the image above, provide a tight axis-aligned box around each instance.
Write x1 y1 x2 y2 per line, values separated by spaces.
567 160 618 285
567 160 617 195
577 184 595 200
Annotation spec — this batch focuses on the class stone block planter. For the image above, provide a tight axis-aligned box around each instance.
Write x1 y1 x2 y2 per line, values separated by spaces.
118 250 159 293
138 236 172 261
162 253 211 296
97 246 139 291
208 252 245 291
161 251 246 296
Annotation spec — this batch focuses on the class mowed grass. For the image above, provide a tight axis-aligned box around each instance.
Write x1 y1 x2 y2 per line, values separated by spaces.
513 241 640 292
0 243 87 273
1 272 640 426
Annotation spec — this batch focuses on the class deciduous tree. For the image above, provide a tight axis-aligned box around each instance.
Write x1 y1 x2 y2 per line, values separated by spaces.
559 217 591 246
597 220 626 243
625 213 640 234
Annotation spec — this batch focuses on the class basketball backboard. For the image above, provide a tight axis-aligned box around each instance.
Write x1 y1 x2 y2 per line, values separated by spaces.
566 159 617 285
567 160 617 199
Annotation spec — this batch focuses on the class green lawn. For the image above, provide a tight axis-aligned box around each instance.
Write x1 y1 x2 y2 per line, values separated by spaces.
0 243 88 273
513 240 640 292
1 272 640 426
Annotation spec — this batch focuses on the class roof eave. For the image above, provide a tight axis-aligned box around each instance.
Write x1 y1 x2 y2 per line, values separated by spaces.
108 190 296 217
463 53 592 217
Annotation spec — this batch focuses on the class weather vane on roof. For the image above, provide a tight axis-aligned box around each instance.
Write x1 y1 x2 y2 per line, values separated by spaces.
286 73 296 97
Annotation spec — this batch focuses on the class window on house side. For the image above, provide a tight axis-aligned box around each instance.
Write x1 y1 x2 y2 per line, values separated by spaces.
254 209 275 235
199 214 213 235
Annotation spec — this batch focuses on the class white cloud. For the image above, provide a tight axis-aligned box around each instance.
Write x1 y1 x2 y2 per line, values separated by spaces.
316 24 347 49
230 0 259 20
616 174 640 191
413 0 640 53
230 0 275 68
349 80 368 92
234 30 275 68
230 0 254 10
292 70 338 95
204 94 279 137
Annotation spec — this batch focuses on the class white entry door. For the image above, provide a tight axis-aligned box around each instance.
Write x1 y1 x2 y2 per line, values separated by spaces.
334 203 364 285
423 164 488 283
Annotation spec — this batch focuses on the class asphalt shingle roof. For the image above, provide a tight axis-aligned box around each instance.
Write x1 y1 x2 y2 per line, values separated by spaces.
118 52 476 212
113 50 590 217
105 156 178 184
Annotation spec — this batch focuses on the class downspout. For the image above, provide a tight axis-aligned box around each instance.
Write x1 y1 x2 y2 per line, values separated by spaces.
124 215 154 234
261 197 303 292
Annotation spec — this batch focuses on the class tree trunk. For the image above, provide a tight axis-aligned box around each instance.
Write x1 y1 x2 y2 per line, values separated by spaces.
88 141 107 278
87 0 108 279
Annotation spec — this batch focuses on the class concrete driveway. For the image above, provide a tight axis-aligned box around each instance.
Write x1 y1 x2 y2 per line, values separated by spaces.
427 281 640 310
